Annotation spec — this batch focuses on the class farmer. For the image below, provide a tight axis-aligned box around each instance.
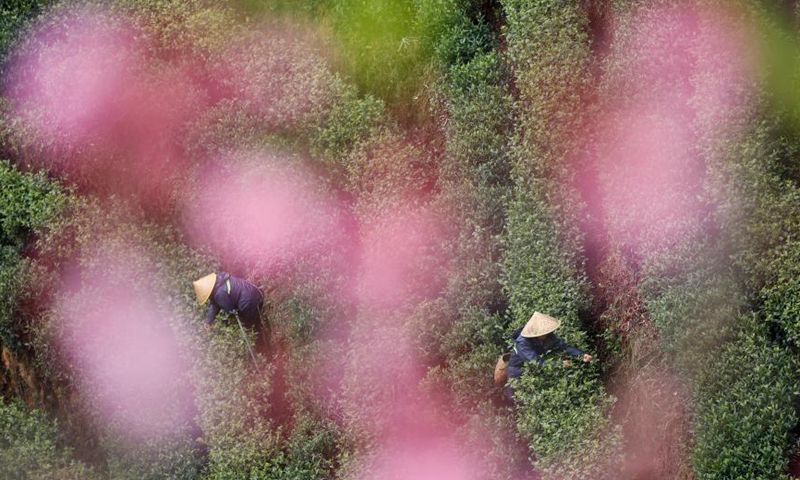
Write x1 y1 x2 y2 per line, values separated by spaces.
504 311 592 402
192 272 267 345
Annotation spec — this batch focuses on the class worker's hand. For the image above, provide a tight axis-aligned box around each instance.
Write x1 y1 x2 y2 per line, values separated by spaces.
563 359 572 367
204 323 212 332
583 354 593 363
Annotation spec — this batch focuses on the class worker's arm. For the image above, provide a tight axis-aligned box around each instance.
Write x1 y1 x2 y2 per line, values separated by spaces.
205 302 220 326
552 335 583 359
515 337 544 368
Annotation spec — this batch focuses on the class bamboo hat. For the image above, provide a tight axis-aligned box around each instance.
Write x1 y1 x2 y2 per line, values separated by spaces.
521 311 561 338
193 273 217 305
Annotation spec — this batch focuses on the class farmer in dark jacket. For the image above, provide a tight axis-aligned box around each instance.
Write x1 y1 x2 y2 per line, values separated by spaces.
193 272 266 344
505 311 592 401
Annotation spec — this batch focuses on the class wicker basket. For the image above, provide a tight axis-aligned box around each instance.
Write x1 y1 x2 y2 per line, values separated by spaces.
494 352 512 385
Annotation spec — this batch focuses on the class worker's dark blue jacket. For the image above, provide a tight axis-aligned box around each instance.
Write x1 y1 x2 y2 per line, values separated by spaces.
506 327 583 379
205 272 264 327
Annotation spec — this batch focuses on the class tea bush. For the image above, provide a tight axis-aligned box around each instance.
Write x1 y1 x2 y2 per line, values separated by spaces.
502 0 591 167
429 3 495 71
499 0 621 476
24 194 355 479
705 120 800 346
266 269 352 478
412 6 527 474
0 398 99 480
514 359 619 478
428 308 507 409
637 239 743 380
0 0 52 69
595 3 800 478
118 0 235 62
331 57 444 471
24 199 207 478
455 401 531 479
429 48 513 382
591 3 743 478
0 160 65 254
762 240 800 345
440 51 512 188
692 319 799 480
693 122 800 478
6 0 800 478
311 86 385 166
501 187 590 329
690 5 800 477
0 160 65 352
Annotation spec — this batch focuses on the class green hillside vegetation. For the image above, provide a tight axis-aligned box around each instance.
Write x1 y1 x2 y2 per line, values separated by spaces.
1 0 800 479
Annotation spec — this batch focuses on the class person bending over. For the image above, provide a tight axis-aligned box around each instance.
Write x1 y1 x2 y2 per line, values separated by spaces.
505 311 592 402
193 272 267 349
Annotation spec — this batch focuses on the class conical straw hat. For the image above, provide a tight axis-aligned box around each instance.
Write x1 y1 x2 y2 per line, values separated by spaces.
193 273 217 305
521 312 561 338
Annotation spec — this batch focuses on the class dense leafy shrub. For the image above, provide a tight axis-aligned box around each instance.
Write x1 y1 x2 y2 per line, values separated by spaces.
267 278 352 478
500 0 592 320
0 398 98 480
427 50 513 366
0 160 65 352
429 4 494 71
762 240 800 345
692 319 799 480
343 129 440 247
595 0 708 261
24 199 208 478
401 8 523 476
702 119 800 347
338 312 421 463
595 3 800 478
0 0 53 69
0 160 65 250
692 114 800 480
514 359 619 478
691 5 800 477
502 0 591 167
311 85 385 167
501 188 590 329
264 0 496 119
425 308 506 409
117 0 235 62
327 70 446 474
281 408 341 475
638 241 743 379
455 401 531 479
499 0 623 476
440 52 512 187
7 1 800 478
